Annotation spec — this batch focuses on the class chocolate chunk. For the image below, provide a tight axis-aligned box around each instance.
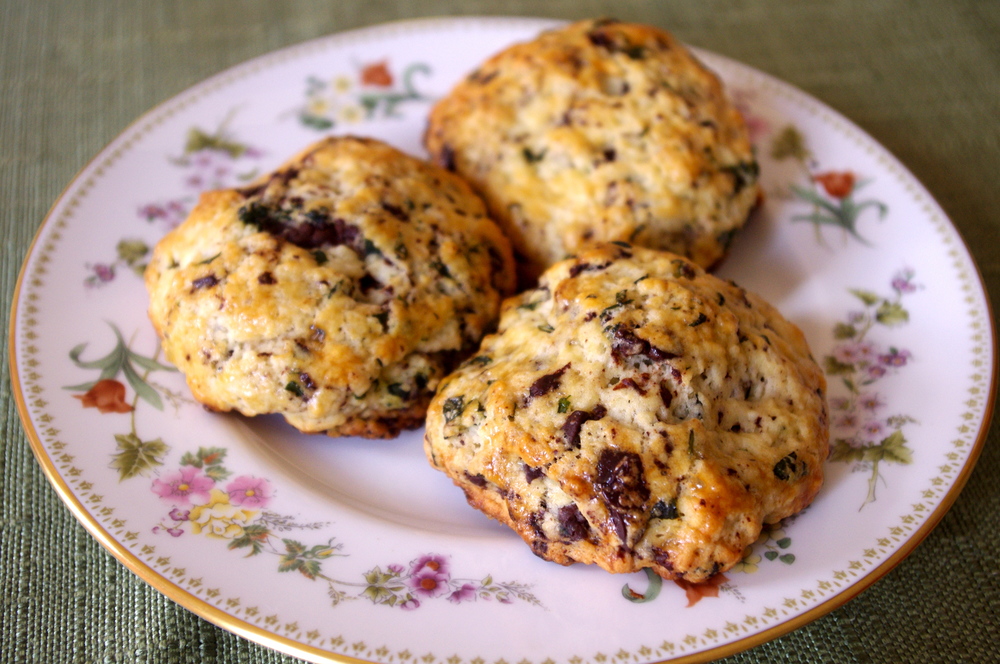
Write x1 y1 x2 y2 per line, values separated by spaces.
464 472 487 487
299 372 316 390
439 144 457 171
569 260 611 278
192 275 218 290
257 272 276 285
596 449 650 512
524 464 545 484
659 382 673 409
381 202 409 221
558 504 590 541
610 327 653 364
561 404 607 448
611 327 678 364
528 363 570 400
613 377 647 395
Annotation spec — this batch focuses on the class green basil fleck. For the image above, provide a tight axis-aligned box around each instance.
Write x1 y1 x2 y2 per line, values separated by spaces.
442 396 465 423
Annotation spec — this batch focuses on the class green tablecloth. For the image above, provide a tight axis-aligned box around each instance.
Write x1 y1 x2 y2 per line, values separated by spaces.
2 1 997 662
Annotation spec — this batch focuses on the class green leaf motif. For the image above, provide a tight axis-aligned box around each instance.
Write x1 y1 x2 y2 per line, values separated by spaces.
299 559 322 579
116 239 149 266
204 464 232 482
823 356 855 376
833 323 858 339
879 430 913 465
228 523 269 557
621 568 663 603
277 557 303 574
875 301 909 326
110 433 168 481
283 539 307 557
829 440 866 462
849 289 881 306
65 323 176 410
771 125 810 161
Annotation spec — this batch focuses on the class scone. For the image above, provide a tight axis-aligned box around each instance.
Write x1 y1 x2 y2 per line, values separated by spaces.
425 18 760 284
424 244 828 581
145 136 515 438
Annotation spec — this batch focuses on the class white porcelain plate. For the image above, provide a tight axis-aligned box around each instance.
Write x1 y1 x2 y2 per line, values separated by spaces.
11 17 996 664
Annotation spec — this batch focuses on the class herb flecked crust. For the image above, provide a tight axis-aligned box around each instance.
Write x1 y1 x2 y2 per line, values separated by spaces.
145 136 515 438
425 18 760 285
424 243 828 581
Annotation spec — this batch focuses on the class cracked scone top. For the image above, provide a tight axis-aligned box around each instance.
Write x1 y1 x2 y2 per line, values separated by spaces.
424 244 828 581
145 136 515 438
424 18 760 284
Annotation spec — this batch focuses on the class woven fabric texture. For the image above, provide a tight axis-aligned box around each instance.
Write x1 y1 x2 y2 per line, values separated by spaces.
2 1 998 663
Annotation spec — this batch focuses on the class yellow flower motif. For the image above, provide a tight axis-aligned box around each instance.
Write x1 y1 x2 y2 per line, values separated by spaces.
338 104 363 124
307 97 331 116
188 489 258 539
332 75 352 93
731 551 762 574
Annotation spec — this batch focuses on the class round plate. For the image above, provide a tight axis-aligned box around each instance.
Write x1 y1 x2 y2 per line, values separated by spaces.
10 16 996 664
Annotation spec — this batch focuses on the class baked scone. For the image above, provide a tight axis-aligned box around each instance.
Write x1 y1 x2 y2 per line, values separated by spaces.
425 18 760 284
424 244 827 581
145 136 515 438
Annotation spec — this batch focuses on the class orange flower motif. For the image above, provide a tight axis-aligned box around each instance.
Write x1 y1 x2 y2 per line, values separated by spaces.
674 573 729 607
74 379 133 413
813 171 856 199
360 60 393 87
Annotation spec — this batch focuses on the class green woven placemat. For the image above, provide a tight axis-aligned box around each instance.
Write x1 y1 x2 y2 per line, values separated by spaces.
2 2 998 663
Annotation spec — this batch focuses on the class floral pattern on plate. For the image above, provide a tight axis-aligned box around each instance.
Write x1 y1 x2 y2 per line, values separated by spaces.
11 18 994 664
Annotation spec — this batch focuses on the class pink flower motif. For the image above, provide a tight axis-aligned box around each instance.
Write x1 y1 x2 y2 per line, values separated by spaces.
88 264 116 284
829 396 851 411
879 348 912 367
834 341 875 365
139 204 168 221
857 392 885 412
730 89 769 143
409 554 449 577
225 476 272 508
166 527 184 537
447 583 477 603
152 466 214 505
835 413 860 430
387 564 405 575
168 508 190 522
861 420 886 440
867 364 888 380
891 268 918 294
408 555 450 598
400 598 420 610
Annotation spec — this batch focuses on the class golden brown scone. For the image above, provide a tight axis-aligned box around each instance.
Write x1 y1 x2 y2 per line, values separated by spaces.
145 136 515 438
425 18 760 285
424 244 827 581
